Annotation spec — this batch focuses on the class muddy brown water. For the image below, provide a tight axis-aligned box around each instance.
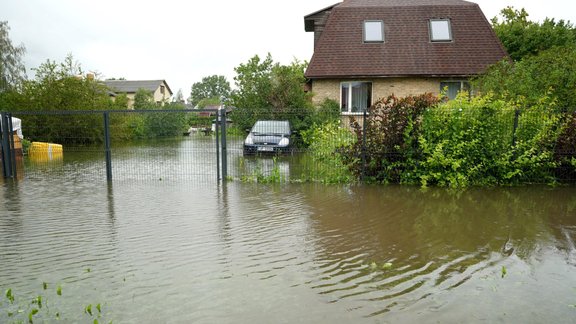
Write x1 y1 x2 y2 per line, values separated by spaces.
2 177 576 323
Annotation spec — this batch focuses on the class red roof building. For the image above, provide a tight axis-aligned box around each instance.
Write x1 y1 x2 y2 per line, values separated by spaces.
304 0 508 113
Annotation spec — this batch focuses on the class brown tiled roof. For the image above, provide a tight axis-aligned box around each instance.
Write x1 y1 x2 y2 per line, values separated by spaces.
305 0 508 78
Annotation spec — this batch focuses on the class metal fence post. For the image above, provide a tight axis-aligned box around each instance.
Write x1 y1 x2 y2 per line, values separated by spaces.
361 110 367 182
103 112 112 181
215 112 221 181
220 108 228 180
511 108 520 148
1 112 14 178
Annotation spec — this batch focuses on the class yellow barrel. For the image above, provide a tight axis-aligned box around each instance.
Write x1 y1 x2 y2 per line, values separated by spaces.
28 142 63 162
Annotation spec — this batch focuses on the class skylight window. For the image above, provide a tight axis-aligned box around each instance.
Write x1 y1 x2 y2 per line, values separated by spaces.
364 20 384 42
430 19 452 42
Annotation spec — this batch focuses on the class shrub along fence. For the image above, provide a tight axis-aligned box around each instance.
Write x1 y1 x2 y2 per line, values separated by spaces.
1 97 576 186
340 94 576 186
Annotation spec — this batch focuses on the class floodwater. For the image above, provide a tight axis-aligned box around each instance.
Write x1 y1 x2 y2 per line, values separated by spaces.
1 138 576 323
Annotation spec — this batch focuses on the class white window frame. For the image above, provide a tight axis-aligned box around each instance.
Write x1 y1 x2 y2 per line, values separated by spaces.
429 19 452 42
364 20 384 43
340 81 373 115
440 80 470 99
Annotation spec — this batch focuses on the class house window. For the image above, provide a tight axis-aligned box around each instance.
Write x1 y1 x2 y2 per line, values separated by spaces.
160 85 165 94
341 82 372 113
440 81 470 99
430 19 452 42
364 20 384 42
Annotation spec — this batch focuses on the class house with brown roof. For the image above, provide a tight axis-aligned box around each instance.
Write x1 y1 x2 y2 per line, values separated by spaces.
104 80 173 108
304 0 508 115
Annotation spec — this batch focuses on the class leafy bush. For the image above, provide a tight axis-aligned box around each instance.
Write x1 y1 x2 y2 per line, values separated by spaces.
185 113 213 128
414 94 561 187
473 46 576 110
311 98 341 125
301 121 355 183
553 112 576 180
142 102 187 138
341 93 439 183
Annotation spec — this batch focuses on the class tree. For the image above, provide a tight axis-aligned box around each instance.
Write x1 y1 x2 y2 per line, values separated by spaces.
133 88 156 110
231 54 274 111
0 21 27 92
8 54 114 144
229 54 314 133
189 75 230 108
473 46 576 109
491 7 576 61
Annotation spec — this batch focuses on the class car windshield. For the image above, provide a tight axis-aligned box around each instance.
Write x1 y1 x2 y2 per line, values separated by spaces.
251 121 290 135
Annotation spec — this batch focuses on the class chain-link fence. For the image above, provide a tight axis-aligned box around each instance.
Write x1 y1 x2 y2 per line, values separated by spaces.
2 107 576 185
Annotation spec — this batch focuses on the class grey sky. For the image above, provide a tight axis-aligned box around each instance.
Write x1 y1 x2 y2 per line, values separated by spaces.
2 0 575 98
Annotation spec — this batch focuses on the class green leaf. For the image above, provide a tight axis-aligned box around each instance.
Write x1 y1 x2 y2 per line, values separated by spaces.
85 304 93 316
382 262 393 270
56 285 62 296
96 303 102 313
501 266 507 278
42 282 47 290
6 288 15 303
28 308 39 324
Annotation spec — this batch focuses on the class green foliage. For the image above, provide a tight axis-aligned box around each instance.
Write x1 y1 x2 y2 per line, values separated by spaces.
341 93 440 183
189 75 230 108
133 88 156 110
196 96 221 109
414 94 561 187
1 282 109 323
142 102 187 138
3 55 113 145
473 46 576 109
239 157 286 183
301 121 355 183
334 93 566 186
229 54 314 136
491 7 576 61
0 21 27 93
553 112 576 180
311 98 341 125
185 113 212 127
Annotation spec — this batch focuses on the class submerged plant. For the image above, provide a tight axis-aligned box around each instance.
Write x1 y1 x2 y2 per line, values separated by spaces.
1 276 110 323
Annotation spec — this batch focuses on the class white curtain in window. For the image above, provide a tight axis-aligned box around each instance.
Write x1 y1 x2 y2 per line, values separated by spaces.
351 82 369 112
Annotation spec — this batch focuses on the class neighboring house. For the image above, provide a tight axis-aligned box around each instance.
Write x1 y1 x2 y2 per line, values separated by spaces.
104 80 173 108
304 0 508 115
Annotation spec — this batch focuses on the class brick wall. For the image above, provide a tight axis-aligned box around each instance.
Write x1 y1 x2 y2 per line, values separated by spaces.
311 77 442 106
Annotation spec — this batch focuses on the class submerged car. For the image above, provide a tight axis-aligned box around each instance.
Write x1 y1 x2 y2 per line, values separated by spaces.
243 120 292 155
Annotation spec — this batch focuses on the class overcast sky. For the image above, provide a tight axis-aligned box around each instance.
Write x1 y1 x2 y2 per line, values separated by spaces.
2 0 576 98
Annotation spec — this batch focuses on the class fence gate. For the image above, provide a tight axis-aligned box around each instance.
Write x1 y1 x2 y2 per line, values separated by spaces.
2 109 228 182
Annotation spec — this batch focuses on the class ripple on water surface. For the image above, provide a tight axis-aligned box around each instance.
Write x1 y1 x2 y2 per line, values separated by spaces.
2 182 576 323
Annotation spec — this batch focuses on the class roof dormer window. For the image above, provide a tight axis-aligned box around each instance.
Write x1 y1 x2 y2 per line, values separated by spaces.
364 20 384 43
429 19 452 42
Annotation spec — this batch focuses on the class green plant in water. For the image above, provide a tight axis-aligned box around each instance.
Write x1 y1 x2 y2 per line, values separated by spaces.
240 156 286 183
2 278 110 323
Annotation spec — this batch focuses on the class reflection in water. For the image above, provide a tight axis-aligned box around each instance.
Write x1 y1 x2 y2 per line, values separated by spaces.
1 181 576 323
